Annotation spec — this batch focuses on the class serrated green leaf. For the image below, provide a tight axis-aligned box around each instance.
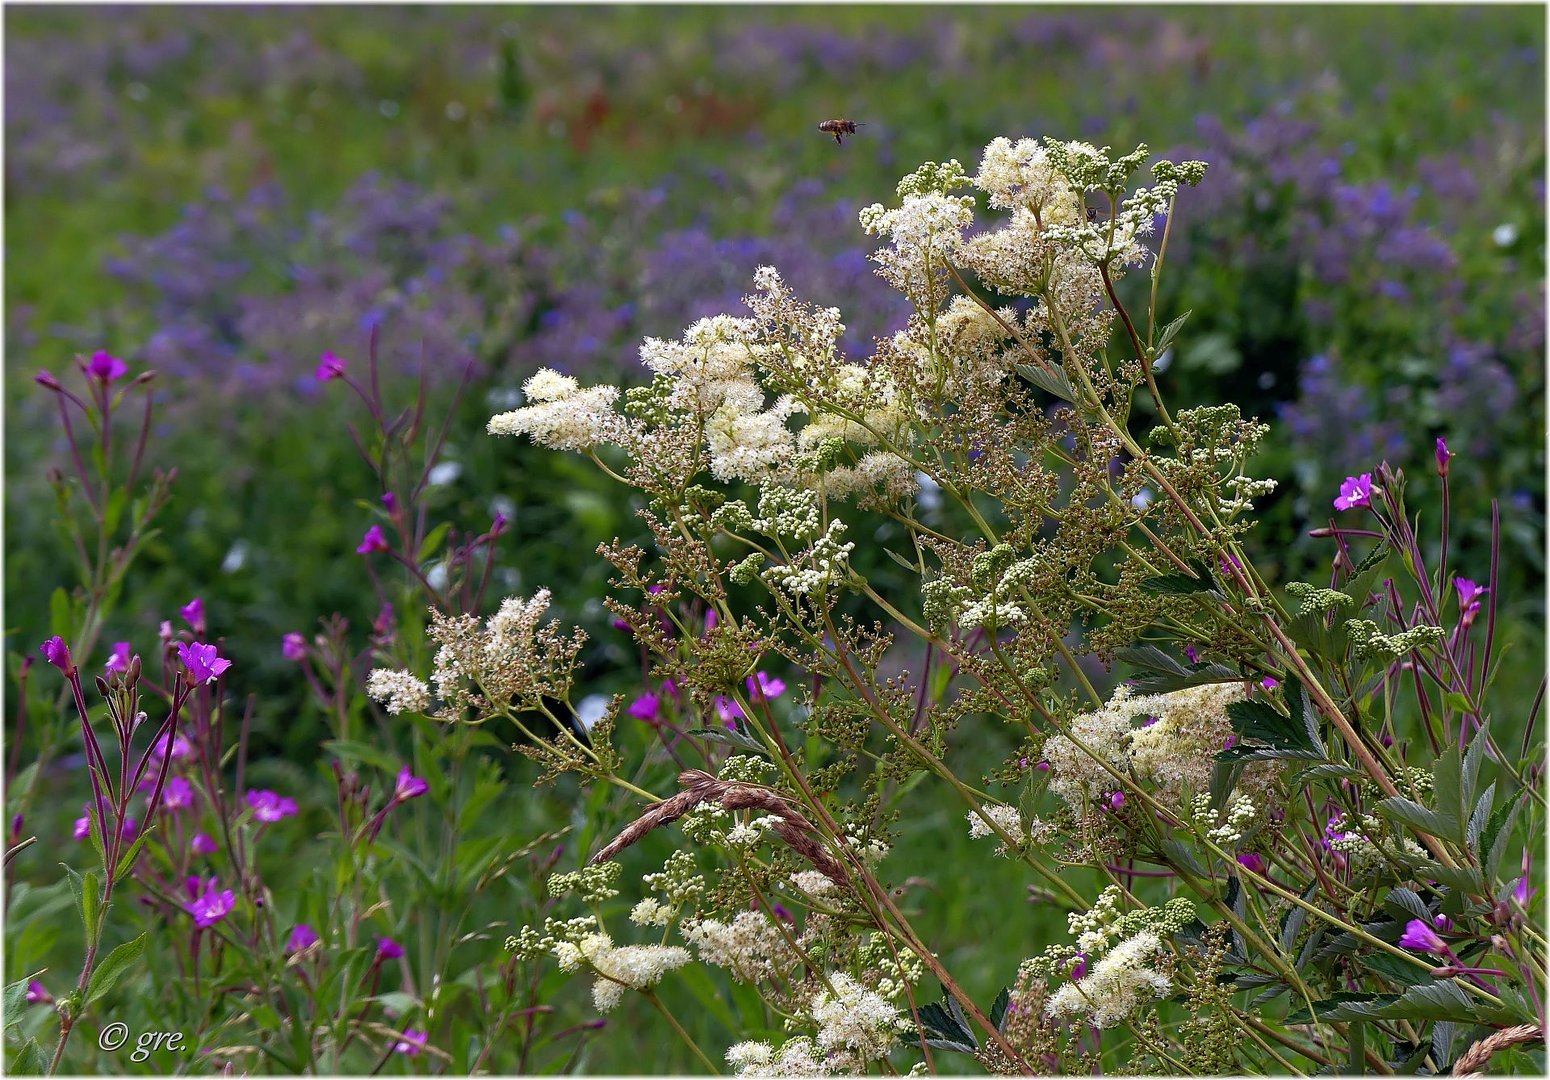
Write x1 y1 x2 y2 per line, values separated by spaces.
1483 794 1525 880
990 987 1011 1031
1286 979 1522 1025
1139 573 1215 596
4 976 34 1022
1430 746 1466 842
114 826 154 881
1375 797 1447 839
81 871 100 943
84 932 148 1006
1358 952 1431 988
1226 698 1319 753
1158 837 1207 876
1278 883 1318 956
1382 887 1431 924
686 726 768 754
1014 363 1076 404
1466 783 1496 850
6 1037 47 1075
1414 860 1486 894
1289 763 1365 784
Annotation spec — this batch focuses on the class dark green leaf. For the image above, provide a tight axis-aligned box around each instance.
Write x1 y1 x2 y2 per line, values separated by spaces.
1382 887 1431 924
1429 746 1466 842
1466 783 1496 850
1014 363 1076 404
919 993 978 1054
686 726 768 754
1375 797 1447 839
1483 794 1526 880
1139 573 1215 596
990 987 1011 1031
417 521 455 564
1152 310 1191 358
1358 952 1431 988
1286 979 1522 1025
6 1037 47 1075
1226 697 1321 755
84 932 148 1006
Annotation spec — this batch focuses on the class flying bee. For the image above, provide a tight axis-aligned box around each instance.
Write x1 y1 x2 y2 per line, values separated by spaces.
1085 204 1101 223
817 118 863 145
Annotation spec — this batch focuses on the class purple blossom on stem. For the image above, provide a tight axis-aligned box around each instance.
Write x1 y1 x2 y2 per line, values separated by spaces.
161 776 196 813
246 789 299 822
153 731 194 762
393 767 429 803
1069 953 1088 980
186 876 236 928
356 525 390 555
1397 918 1448 955
40 636 73 674
393 1029 428 1056
1183 645 1200 664
746 671 787 702
1333 473 1374 511
714 695 744 728
376 936 404 961
87 350 128 382
287 924 320 952
192 832 218 855
25 981 51 1005
315 351 347 380
381 491 398 513
1261 677 1280 691
1236 852 1266 875
1454 577 1489 624
626 693 661 724
176 640 231 684
1107 791 1126 811
35 369 61 390
180 597 206 633
1435 436 1451 477
73 806 92 841
281 632 307 661
104 641 132 674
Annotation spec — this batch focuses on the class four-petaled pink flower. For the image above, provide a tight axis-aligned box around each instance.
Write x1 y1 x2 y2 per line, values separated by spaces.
393 767 429 803
1333 473 1374 511
393 1029 428 1056
177 641 231 684
153 731 194 762
104 641 133 674
40 636 73 674
714 695 744 728
180 597 206 633
287 924 320 952
87 350 128 383
377 936 405 961
316 351 347 380
25 980 52 1005
246 789 299 823
1454 577 1489 626
356 525 390 555
192 832 219 856
745 671 787 702
1397 918 1448 956
186 876 236 928
626 693 661 724
161 776 196 813
281 632 307 661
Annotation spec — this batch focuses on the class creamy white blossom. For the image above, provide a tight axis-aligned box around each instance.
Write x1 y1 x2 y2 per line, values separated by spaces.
365 669 431 715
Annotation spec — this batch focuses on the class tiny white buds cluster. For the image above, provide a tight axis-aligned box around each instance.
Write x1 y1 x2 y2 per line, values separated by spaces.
365 669 431 714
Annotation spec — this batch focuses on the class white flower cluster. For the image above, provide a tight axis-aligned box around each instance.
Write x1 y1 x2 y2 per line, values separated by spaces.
487 369 625 450
365 669 431 715
1045 929 1172 1029
789 869 839 897
1205 795 1259 846
1042 682 1264 812
683 911 797 984
762 520 855 598
555 932 690 1012
966 804 1032 857
809 973 908 1062
974 136 1085 221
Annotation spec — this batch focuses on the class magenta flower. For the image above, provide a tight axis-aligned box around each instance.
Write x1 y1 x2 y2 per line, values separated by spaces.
1333 473 1374 511
191 832 219 855
626 693 661 724
287 924 320 952
152 731 194 762
35 370 61 390
1236 852 1266 875
1069 953 1088 980
1260 676 1280 691
40 636 73 674
393 767 429 803
714 695 744 728
186 876 236 928
73 807 92 841
356 525 390 555
1183 645 1200 664
1513 849 1534 910
1107 791 1126 811
704 610 719 632
1432 914 1454 932
1035 760 1050 771
315 351 347 380
176 641 231 684
246 789 299 823
25 980 52 1005
1398 918 1448 955
490 511 509 536
376 936 404 961
158 620 175 642
180 597 206 634
393 1029 428 1056
1454 577 1489 626
1435 437 1451 477
121 818 139 842
1223 734 1238 750
746 671 787 702
104 641 133 674
87 350 128 383
381 491 398 513
161 776 196 813
281 633 307 661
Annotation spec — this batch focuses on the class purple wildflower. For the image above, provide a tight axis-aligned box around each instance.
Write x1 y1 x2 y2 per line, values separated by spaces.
287 924 320 952
87 350 128 382
40 636 72 674
1107 791 1126 811
1183 645 1201 664
1398 918 1448 955
25 980 52 1005
381 491 398 513
281 632 307 661
356 525 390 555
246 789 299 823
714 695 744 728
315 351 347 380
1454 577 1489 625
35 370 61 390
746 671 787 702
1333 473 1374 511
192 832 219 855
152 731 194 762
176 640 231 684
626 693 662 724
186 876 236 928
103 641 133 674
180 597 206 633
1261 677 1280 691
393 767 429 803
377 936 404 961
161 776 196 813
393 1029 428 1056
73 807 92 841
1236 852 1266 875
1069 953 1088 980
1435 437 1451 477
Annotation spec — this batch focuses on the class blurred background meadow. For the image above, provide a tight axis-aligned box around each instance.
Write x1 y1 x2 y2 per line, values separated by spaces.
4 4 1545 1073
